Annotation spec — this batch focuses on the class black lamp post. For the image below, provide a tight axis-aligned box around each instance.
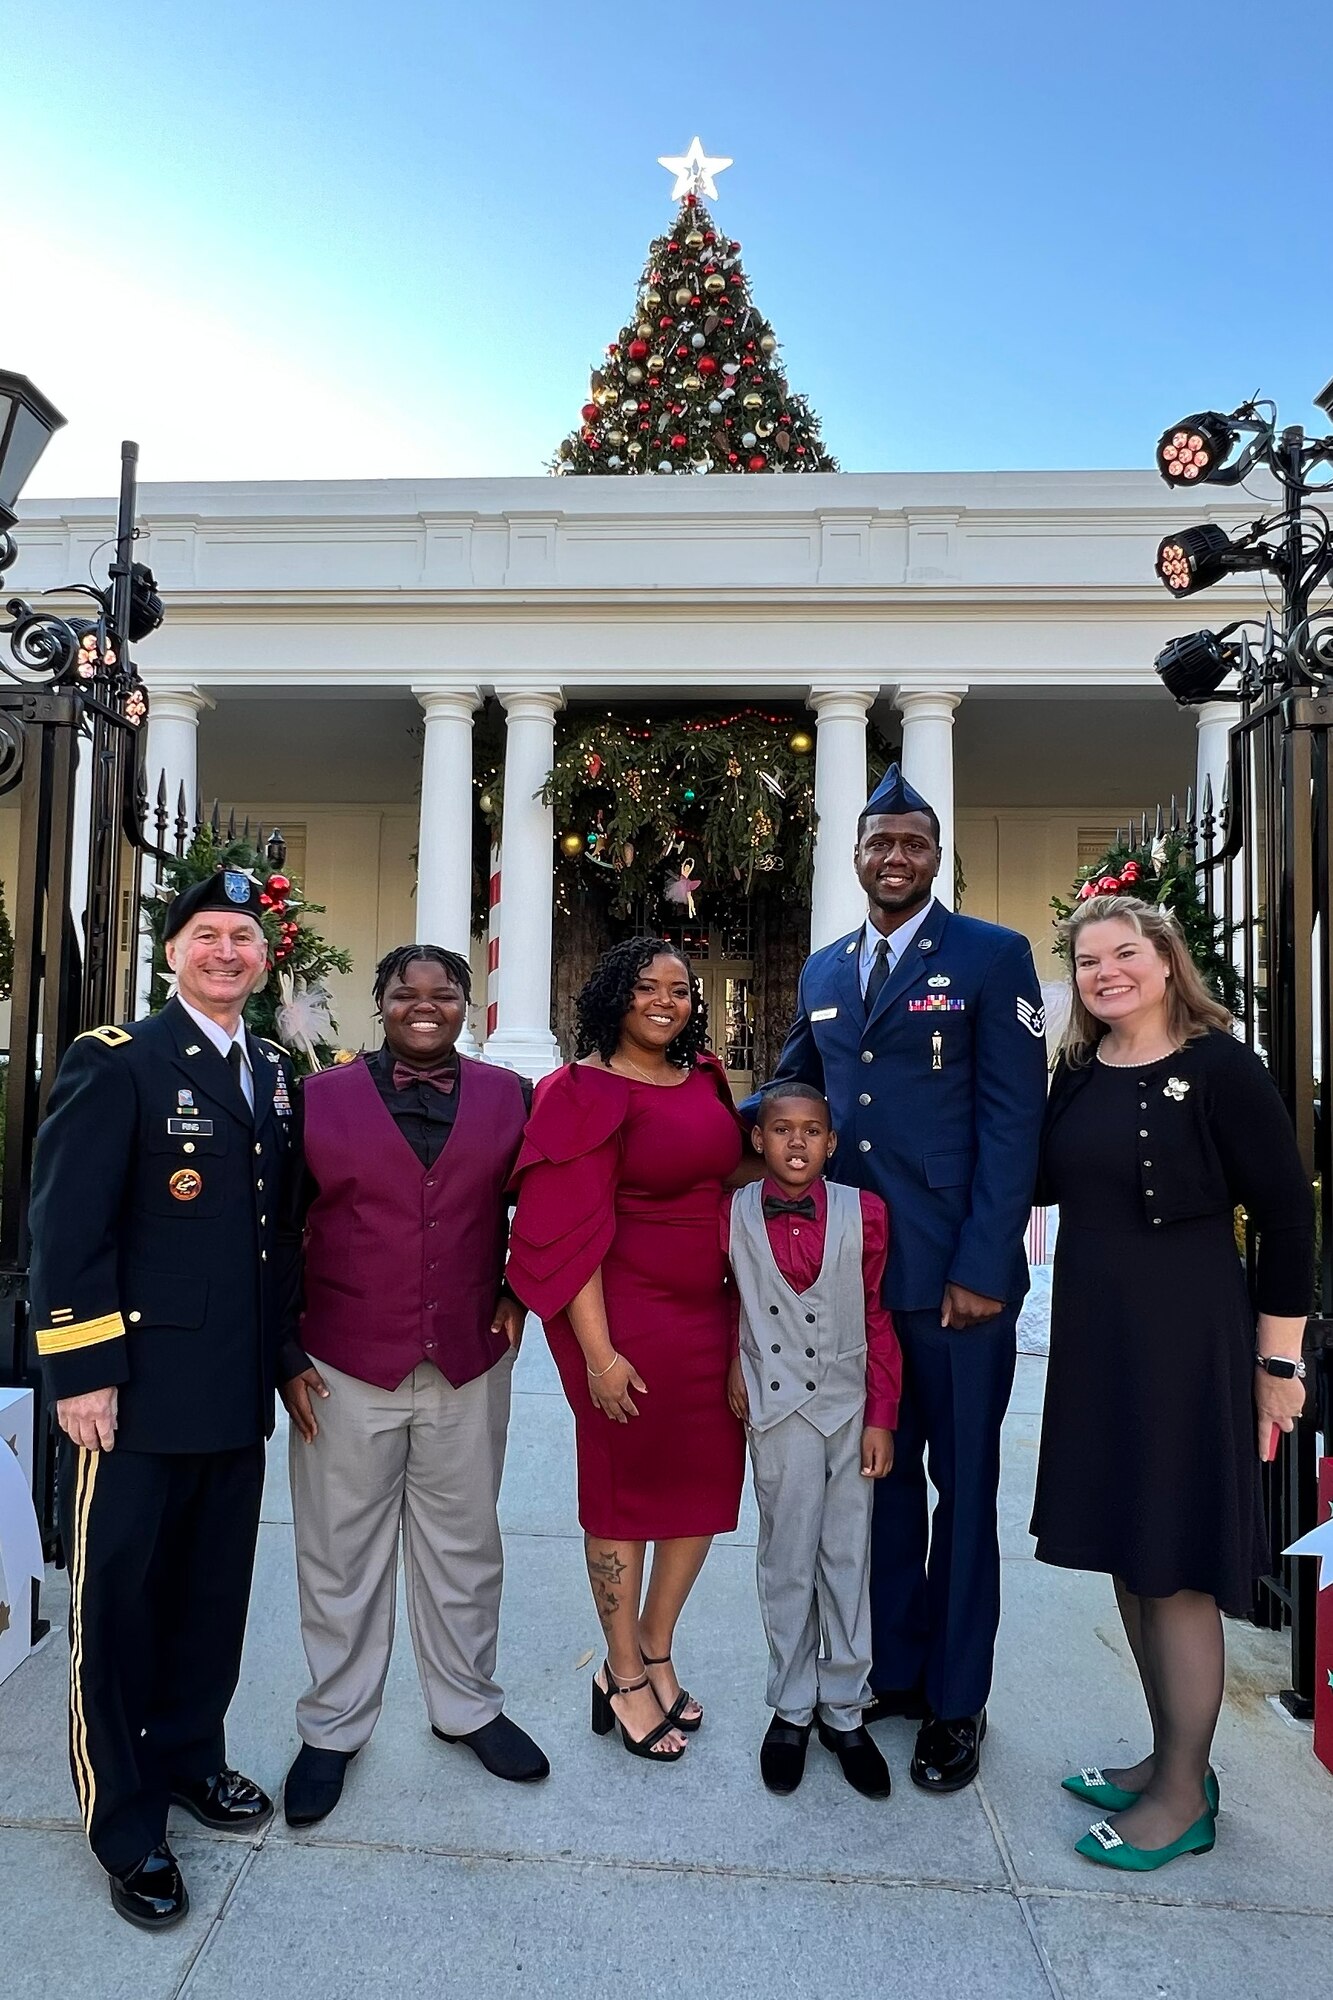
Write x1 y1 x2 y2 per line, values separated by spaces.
0 370 66 540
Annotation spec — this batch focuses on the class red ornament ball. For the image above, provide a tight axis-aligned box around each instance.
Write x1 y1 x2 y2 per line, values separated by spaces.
703 231 715 245
267 875 290 894
628 338 649 361
685 193 696 205
259 892 273 908
698 356 718 376
749 453 767 471
728 452 739 464
690 295 701 307
580 402 598 423
671 432 687 449
606 343 618 357
659 316 674 329
795 444 807 455
676 345 688 359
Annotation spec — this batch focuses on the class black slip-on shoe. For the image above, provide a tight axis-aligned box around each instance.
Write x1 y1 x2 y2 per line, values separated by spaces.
910 1710 987 1793
432 1712 550 1783
283 1743 358 1827
760 1717 812 1795
817 1722 892 1800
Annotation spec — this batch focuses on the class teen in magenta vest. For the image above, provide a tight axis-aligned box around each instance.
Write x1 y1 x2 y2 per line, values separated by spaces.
278 945 548 1827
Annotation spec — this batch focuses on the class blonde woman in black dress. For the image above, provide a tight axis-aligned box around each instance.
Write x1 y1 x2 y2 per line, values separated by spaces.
1031 895 1311 1874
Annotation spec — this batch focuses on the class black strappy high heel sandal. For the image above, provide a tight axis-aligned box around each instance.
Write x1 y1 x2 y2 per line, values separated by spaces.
640 1652 703 1733
590 1661 687 1762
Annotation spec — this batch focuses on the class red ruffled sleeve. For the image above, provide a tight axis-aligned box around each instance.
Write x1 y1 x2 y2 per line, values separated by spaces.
505 1064 632 1319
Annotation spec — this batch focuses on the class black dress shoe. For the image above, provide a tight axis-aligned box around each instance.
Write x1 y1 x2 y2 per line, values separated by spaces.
760 1716 812 1795
910 1710 987 1793
863 1683 929 1724
170 1766 273 1832
817 1722 892 1800
432 1712 550 1783
283 1743 358 1827
108 1843 189 1931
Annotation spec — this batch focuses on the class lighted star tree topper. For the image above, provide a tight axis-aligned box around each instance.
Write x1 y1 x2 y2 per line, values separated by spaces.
553 142 837 477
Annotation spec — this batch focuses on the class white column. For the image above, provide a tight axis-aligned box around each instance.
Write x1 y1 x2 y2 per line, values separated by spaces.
483 688 563 1078
1194 699 1234 843
414 685 482 1054
808 685 877 949
136 684 210 1013
896 685 965 907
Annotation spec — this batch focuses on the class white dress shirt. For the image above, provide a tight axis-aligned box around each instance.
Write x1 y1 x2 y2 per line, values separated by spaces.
177 996 254 1109
858 898 939 998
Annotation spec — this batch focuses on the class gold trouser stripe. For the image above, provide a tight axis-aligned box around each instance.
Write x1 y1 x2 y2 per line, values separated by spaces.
68 1447 100 1832
36 1312 125 1356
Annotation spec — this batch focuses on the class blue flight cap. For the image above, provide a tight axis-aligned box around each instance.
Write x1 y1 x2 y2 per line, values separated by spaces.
863 762 933 819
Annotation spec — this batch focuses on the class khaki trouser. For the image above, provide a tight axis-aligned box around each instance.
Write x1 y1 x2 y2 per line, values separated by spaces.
289 1350 514 1751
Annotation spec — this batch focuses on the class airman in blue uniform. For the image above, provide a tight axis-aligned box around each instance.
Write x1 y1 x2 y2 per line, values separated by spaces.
759 766 1047 1791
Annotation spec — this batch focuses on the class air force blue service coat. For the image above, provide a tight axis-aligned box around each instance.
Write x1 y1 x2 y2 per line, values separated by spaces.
766 904 1048 1310
28 996 299 1454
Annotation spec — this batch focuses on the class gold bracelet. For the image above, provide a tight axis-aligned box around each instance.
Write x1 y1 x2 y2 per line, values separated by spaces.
586 1352 621 1379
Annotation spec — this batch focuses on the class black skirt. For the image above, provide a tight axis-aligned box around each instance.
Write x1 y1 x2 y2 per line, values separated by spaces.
1030 1054 1266 1612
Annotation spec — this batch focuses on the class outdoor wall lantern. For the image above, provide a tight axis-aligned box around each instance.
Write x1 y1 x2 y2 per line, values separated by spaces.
0 370 66 538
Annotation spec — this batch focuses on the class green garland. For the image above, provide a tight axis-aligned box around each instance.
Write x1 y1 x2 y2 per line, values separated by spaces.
1051 828 1239 1011
143 829 354 1073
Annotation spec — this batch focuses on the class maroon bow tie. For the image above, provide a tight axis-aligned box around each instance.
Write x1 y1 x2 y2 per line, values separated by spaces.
763 1193 817 1221
392 1060 456 1095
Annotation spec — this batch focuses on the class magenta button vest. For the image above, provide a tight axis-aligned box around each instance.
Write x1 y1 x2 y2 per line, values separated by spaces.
299 1054 527 1391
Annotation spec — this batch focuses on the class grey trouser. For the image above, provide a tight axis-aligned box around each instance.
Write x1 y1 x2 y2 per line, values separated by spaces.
749 1407 873 1731
289 1350 514 1751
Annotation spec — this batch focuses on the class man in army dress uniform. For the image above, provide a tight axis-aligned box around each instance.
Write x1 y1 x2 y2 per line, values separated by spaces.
761 766 1047 1793
28 867 299 1929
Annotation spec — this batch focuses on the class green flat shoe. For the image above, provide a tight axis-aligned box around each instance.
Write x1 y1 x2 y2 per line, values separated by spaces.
1075 1809 1216 1872
1061 1767 1220 1814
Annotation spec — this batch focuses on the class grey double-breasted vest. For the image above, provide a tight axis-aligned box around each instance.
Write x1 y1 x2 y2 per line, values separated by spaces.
731 1181 868 1438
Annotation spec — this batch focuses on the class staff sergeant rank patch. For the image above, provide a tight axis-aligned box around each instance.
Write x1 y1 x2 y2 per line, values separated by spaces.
1017 997 1047 1037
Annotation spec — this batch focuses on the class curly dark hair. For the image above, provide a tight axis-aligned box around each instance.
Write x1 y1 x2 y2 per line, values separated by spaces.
574 935 709 1066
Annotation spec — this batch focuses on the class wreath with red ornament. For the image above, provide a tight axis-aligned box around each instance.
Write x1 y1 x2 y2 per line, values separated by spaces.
1051 827 1239 1012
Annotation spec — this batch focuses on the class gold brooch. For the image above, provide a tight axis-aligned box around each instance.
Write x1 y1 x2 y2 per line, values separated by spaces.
1163 1077 1190 1101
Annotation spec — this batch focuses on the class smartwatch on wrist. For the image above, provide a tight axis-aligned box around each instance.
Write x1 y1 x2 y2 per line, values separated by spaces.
1255 1353 1306 1380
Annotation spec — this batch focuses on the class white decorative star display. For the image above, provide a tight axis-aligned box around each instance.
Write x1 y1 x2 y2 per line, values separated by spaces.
658 138 733 202
1284 1502 1333 1590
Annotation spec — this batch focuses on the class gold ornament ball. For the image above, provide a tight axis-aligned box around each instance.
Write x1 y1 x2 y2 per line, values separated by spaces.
674 285 692 307
682 372 702 391
645 288 662 309
559 831 585 859
646 353 665 373
759 333 777 353
627 442 643 457
637 321 652 339
625 365 644 385
684 228 704 249
755 419 774 437
789 730 814 756
606 429 624 445
742 391 763 410
704 273 726 294
478 790 496 814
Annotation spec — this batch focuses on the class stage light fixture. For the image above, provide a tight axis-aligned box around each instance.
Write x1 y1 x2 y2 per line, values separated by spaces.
1156 413 1239 487
1154 523 1267 598
1153 628 1239 705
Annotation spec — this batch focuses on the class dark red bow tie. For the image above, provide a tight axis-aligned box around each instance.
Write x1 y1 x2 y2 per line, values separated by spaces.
763 1193 817 1221
392 1060 456 1095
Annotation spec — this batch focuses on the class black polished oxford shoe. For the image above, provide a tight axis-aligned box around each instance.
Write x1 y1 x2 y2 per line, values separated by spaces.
863 1683 929 1724
759 1716 812 1795
432 1712 550 1783
108 1843 189 1931
283 1743 358 1827
910 1710 987 1793
817 1722 892 1800
170 1766 273 1832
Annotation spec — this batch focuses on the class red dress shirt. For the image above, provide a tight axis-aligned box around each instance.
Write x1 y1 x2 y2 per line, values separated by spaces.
720 1178 902 1430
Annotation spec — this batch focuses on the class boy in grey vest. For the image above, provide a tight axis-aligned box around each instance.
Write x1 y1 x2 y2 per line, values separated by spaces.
724 1082 901 1798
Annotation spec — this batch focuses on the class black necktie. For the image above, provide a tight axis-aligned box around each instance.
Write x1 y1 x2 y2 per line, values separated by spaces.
762 1194 817 1221
864 935 891 1014
227 1043 252 1117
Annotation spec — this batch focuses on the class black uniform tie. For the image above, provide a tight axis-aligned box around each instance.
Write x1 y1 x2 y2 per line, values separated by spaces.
227 1043 252 1117
864 935 891 1014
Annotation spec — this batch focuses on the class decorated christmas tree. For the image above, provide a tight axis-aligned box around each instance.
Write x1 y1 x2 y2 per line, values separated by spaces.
1051 825 1239 1012
553 139 836 477
143 827 354 1072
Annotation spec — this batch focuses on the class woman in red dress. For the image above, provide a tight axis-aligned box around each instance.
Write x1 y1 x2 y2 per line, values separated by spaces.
507 937 746 1763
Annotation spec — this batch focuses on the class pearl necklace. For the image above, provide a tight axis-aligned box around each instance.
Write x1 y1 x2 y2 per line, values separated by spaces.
1095 1045 1178 1069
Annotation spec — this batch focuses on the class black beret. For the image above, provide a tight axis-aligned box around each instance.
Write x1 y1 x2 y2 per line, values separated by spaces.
164 868 268 941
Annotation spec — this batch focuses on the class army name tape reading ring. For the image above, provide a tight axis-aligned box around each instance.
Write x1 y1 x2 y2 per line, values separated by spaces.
169 1168 203 1201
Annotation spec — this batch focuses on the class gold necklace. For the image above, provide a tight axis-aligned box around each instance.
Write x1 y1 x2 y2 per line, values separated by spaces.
611 1051 686 1087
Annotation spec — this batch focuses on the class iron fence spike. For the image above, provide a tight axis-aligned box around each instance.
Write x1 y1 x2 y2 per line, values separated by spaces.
227 808 236 840
210 799 221 838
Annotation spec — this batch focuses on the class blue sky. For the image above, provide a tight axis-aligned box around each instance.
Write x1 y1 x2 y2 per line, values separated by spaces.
6 0 1328 493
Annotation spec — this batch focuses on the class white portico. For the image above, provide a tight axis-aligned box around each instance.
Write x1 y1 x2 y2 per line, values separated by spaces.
2 469 1261 1075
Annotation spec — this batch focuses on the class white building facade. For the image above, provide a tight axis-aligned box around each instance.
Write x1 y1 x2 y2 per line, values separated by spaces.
3 469 1253 1079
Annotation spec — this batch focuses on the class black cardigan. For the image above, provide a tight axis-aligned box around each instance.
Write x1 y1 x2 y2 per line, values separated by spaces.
1037 1028 1314 1318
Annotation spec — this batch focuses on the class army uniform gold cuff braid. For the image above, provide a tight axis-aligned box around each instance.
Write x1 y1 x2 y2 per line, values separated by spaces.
35 1311 127 1356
